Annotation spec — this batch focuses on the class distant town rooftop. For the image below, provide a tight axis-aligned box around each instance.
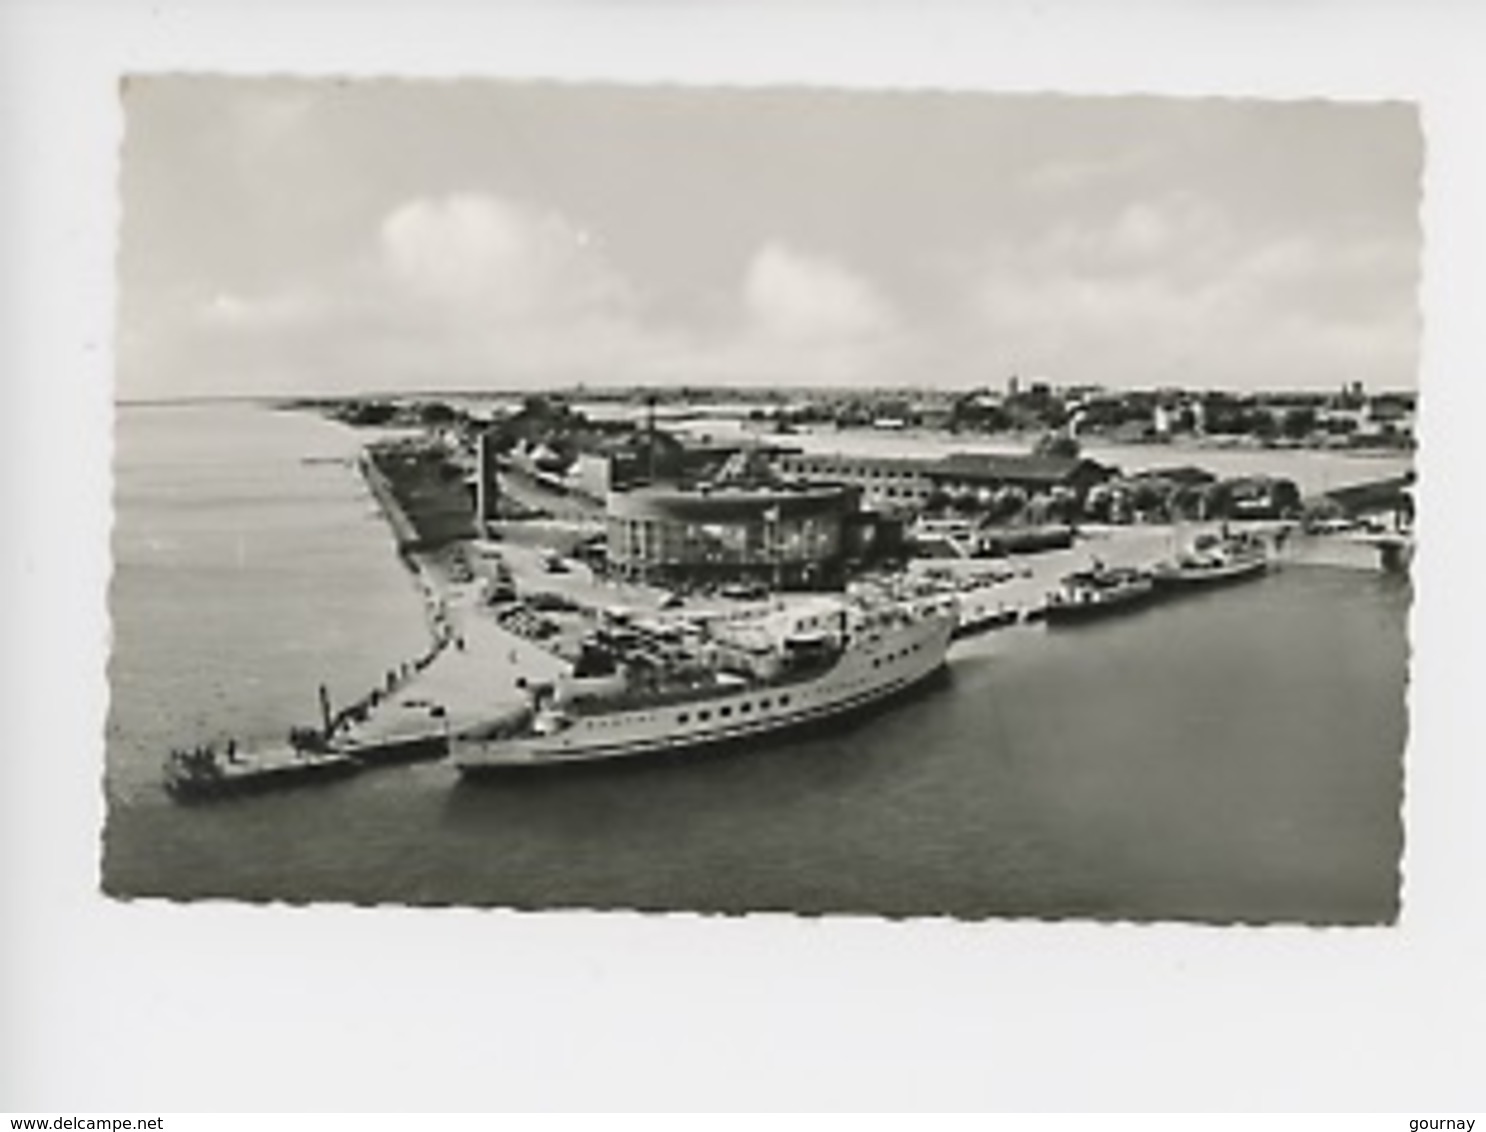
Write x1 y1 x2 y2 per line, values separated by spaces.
930 452 1110 485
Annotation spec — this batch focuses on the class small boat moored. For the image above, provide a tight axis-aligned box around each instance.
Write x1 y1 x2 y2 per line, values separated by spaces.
1153 530 1270 591
1044 563 1157 623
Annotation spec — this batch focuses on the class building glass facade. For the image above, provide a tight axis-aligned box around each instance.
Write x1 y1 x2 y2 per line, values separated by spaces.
606 485 854 589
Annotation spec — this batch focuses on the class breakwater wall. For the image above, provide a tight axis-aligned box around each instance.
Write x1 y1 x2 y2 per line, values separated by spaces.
359 451 422 549
358 445 477 549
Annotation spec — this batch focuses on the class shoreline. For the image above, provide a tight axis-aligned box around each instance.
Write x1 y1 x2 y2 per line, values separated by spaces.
335 420 1405 748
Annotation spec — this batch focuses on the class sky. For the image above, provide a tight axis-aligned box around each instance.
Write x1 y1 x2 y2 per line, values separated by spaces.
116 78 1423 400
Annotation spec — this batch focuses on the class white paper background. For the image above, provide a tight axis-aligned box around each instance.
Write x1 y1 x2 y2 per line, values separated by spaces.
2 0 1483 1112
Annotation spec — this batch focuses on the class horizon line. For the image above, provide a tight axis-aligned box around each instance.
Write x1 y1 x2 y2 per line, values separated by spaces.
115 380 1420 408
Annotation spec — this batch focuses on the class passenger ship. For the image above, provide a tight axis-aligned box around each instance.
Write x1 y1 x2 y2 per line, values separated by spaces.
1044 563 1157 623
1152 530 1270 590
451 593 958 773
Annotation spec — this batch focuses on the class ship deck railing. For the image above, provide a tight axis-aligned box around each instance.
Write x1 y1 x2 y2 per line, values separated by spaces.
559 651 845 718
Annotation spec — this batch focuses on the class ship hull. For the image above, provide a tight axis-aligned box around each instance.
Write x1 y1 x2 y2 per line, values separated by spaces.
332 731 449 765
453 612 955 773
952 607 1020 639
1153 557 1268 591
1043 584 1156 624
454 664 952 779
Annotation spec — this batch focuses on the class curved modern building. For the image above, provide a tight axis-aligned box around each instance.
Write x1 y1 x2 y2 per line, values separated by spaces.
605 483 858 589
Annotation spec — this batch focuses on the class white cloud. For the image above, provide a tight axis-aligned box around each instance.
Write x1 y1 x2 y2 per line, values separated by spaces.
1034 194 1230 281
119 84 1421 399
658 242 903 387
197 289 324 331
134 184 1415 399
135 193 653 394
967 194 1419 389
1106 201 1178 261
230 89 316 149
742 242 895 345
376 193 632 323
145 214 914 394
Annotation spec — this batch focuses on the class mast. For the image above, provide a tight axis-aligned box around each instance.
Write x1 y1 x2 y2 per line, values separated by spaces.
645 392 658 484
764 504 782 595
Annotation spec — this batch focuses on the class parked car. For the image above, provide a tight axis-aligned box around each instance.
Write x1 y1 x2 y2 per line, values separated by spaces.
527 591 580 612
720 582 768 600
484 579 518 605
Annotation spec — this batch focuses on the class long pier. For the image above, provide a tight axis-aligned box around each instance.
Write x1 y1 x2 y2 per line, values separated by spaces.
162 742 361 802
162 442 521 803
162 709 451 803
162 440 509 803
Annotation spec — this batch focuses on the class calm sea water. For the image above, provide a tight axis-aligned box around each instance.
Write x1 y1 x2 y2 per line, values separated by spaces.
104 403 1408 923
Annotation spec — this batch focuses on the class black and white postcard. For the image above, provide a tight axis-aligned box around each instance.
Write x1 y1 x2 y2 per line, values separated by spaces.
108 78 1417 923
